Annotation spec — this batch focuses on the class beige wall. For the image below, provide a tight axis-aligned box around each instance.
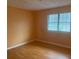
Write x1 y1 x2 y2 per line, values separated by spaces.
8 5 71 48
7 6 34 48
34 5 71 47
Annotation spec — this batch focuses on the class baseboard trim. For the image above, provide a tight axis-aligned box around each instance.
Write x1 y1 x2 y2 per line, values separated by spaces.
7 40 34 50
35 39 71 48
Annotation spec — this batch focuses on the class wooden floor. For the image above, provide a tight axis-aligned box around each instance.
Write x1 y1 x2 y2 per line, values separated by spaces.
8 41 71 59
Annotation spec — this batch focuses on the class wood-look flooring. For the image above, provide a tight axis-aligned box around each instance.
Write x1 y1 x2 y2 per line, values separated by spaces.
8 41 71 59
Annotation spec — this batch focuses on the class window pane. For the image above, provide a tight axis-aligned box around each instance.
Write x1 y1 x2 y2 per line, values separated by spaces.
48 23 58 31
48 14 58 22
59 12 71 22
59 23 70 32
48 14 58 31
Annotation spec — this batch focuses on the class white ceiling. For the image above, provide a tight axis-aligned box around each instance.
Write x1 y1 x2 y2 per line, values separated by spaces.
8 0 71 10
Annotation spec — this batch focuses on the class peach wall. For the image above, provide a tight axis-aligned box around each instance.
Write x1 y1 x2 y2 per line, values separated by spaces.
7 6 34 48
34 5 71 47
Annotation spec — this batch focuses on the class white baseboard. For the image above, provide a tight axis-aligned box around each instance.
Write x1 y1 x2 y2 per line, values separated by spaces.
8 39 70 50
35 39 71 48
7 40 34 50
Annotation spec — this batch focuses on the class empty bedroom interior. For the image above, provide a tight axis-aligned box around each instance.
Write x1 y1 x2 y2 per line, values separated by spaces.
7 0 71 59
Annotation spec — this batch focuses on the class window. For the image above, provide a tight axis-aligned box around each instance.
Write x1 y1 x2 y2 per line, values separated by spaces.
48 12 71 32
